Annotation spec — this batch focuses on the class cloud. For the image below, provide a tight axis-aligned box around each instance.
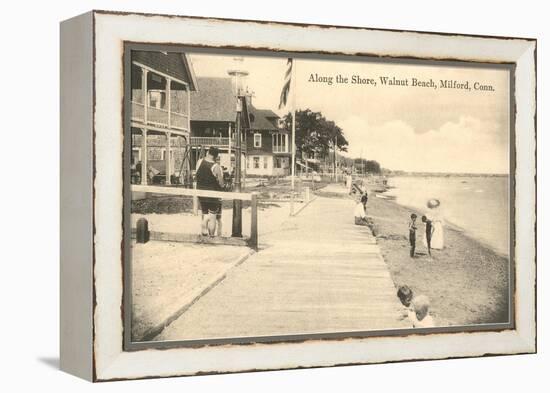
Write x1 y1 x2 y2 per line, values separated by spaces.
340 116 509 174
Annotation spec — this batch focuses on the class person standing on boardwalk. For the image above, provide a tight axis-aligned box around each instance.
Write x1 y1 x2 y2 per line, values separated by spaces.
422 215 435 256
196 147 224 236
409 213 418 258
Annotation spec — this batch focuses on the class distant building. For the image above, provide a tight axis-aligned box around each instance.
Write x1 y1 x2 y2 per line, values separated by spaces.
246 106 291 177
130 51 198 185
190 77 290 177
190 77 248 172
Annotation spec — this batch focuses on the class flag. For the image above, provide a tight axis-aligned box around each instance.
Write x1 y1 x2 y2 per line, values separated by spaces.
278 58 293 109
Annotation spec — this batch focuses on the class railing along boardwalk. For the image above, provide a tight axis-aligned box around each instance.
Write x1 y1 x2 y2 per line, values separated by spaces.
131 185 258 248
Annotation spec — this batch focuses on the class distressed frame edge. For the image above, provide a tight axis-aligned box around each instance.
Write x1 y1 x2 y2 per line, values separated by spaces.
90 12 537 381
59 11 95 381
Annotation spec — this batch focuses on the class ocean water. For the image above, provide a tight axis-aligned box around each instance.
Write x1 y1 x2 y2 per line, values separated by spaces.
385 176 510 256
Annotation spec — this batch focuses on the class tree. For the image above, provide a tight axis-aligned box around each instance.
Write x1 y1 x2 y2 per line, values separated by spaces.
366 160 381 174
282 109 348 158
354 158 382 174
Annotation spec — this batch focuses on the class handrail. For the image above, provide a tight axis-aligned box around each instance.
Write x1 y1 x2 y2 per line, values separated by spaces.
132 184 259 249
131 185 253 201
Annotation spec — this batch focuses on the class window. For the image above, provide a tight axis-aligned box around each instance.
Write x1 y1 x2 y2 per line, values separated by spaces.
132 148 141 164
160 149 173 161
272 133 288 153
160 147 174 161
253 157 260 169
254 133 262 148
263 156 268 169
274 157 281 168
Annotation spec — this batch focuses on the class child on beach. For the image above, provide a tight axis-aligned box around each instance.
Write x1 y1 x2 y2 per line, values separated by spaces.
397 285 415 322
408 214 418 257
410 295 435 328
397 285 414 308
422 215 434 257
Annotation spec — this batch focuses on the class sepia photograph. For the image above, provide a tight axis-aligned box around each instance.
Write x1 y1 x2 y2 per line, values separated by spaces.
124 47 513 346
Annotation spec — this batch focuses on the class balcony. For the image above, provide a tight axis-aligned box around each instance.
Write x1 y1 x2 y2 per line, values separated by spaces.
132 101 189 132
272 145 290 154
190 136 246 151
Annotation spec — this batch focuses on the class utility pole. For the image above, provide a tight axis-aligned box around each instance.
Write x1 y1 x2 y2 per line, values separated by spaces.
232 97 243 237
333 135 337 182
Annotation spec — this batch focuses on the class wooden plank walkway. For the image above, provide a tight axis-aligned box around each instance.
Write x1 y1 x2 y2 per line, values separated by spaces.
157 186 411 341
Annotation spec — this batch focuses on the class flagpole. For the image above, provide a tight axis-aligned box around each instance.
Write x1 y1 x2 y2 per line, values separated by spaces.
290 58 297 216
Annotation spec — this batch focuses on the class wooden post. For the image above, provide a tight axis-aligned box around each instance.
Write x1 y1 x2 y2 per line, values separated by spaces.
250 192 258 249
141 128 148 185
166 77 171 128
192 181 198 215
187 83 191 132
228 122 232 171
142 69 148 125
165 132 171 185
136 218 150 243
141 68 149 185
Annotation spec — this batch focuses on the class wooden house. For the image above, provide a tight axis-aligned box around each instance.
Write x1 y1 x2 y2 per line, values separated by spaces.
130 51 198 185
190 76 291 178
189 77 247 172
246 106 291 177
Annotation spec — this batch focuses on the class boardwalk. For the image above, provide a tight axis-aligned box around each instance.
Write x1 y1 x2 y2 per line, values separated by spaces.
157 184 411 341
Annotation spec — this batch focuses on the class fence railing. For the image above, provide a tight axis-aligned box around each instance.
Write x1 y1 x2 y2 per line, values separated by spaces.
131 185 258 248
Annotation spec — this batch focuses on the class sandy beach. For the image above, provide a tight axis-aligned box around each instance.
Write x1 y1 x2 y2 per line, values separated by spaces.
361 184 510 327
132 178 510 333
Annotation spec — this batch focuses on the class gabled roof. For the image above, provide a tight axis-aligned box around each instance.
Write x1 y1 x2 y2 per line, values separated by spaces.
132 51 197 90
190 77 279 130
248 105 280 131
191 77 236 122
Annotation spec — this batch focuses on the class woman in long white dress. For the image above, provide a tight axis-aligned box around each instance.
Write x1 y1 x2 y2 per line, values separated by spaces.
423 200 444 250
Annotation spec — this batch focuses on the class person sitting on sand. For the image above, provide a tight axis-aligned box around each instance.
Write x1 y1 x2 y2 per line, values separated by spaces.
409 213 418 258
397 285 414 321
410 295 435 328
397 285 414 308
354 194 369 225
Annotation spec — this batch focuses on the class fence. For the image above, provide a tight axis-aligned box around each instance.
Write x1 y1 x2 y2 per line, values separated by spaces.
131 185 258 249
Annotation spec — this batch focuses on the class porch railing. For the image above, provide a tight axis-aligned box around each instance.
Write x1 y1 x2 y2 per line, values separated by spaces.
190 137 245 150
272 145 289 153
131 101 189 131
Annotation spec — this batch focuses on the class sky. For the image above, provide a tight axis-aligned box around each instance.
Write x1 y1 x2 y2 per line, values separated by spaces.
189 52 510 174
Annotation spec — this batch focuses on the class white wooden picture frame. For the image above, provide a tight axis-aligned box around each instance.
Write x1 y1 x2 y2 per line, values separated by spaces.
60 10 536 381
